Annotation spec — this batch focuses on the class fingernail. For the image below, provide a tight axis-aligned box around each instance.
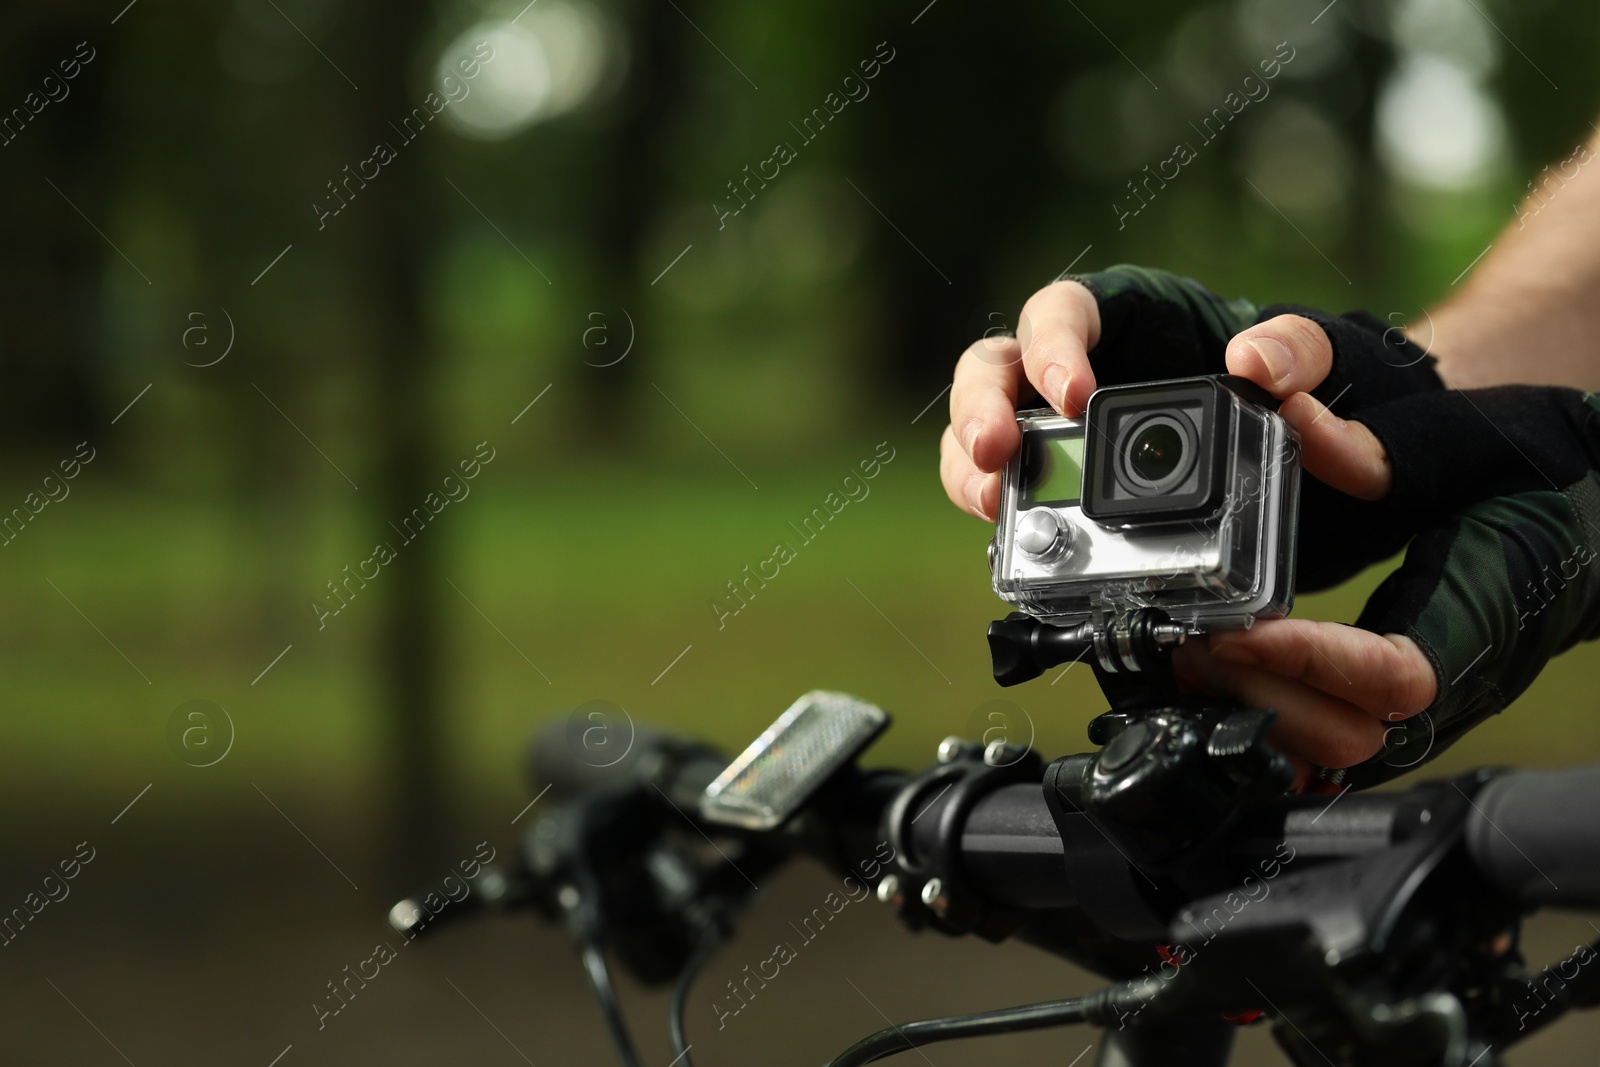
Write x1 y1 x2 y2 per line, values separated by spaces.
960 418 982 456
1041 364 1070 414
1249 337 1293 385
963 474 990 520
1295 392 1333 428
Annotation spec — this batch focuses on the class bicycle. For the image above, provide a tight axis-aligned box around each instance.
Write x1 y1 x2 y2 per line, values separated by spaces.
390 608 1600 1066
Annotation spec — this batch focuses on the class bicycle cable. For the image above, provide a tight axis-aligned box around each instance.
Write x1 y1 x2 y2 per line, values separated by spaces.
580 940 645 1067
669 921 726 1067
824 976 1166 1067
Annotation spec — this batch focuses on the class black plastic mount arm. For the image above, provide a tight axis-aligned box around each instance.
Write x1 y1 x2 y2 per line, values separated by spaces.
987 609 1187 711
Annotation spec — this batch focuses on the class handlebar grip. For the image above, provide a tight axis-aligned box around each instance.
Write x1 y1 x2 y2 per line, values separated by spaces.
528 720 667 796
1465 768 1600 909
527 719 725 805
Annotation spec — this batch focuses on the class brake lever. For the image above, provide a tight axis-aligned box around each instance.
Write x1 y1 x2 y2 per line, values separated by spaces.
387 860 537 942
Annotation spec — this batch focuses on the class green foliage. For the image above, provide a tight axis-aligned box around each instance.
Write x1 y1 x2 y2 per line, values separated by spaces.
3 0 1600 809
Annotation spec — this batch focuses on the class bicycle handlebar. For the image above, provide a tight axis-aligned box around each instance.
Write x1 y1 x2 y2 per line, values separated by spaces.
524 720 1600 921
1464 766 1600 909
403 715 1600 1067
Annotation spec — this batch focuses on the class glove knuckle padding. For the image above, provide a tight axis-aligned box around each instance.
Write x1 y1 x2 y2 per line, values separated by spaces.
1345 473 1600 788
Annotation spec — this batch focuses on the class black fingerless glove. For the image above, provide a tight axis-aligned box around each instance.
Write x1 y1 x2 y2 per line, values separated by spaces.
1336 389 1600 786
1067 265 1447 589
1346 478 1600 787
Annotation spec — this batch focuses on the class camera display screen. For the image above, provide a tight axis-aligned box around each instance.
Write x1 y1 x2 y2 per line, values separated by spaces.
1021 432 1084 507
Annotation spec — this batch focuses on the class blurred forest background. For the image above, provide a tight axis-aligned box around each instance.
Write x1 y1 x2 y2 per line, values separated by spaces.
3 0 1600 1063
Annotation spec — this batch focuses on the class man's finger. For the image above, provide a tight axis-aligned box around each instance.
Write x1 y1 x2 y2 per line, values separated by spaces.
1174 645 1387 769
940 423 1000 521
1204 621 1435 721
1225 314 1333 399
950 335 1025 473
1017 280 1100 417
1279 392 1393 500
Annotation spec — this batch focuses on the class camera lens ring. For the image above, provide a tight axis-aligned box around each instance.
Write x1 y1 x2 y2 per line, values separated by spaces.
1114 413 1197 496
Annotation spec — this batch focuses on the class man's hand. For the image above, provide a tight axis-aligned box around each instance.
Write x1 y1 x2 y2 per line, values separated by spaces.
1173 623 1436 789
940 266 1454 778
939 279 1394 522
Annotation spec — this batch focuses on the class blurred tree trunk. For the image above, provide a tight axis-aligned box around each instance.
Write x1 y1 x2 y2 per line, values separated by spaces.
1345 29 1392 301
578 0 691 446
349 0 448 886
859 4 1059 404
0 16 108 449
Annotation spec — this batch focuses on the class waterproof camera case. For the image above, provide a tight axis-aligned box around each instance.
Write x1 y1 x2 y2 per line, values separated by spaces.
990 375 1300 632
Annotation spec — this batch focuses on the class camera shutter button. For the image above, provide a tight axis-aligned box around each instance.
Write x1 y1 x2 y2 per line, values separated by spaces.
1016 509 1071 560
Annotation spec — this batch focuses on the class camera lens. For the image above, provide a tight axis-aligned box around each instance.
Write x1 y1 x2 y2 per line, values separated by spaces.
1129 422 1184 483
1114 413 1196 494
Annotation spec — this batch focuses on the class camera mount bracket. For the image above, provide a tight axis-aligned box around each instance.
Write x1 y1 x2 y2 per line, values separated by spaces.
989 608 1297 874
986 608 1188 710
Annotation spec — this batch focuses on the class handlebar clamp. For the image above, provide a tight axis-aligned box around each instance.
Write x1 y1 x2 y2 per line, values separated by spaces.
881 738 1045 941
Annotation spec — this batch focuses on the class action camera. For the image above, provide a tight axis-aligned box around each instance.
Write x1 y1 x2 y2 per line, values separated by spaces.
990 375 1300 632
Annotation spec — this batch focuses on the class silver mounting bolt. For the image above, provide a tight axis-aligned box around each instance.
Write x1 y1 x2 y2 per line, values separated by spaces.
937 737 965 764
921 877 947 915
1151 623 1187 648
876 874 901 905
